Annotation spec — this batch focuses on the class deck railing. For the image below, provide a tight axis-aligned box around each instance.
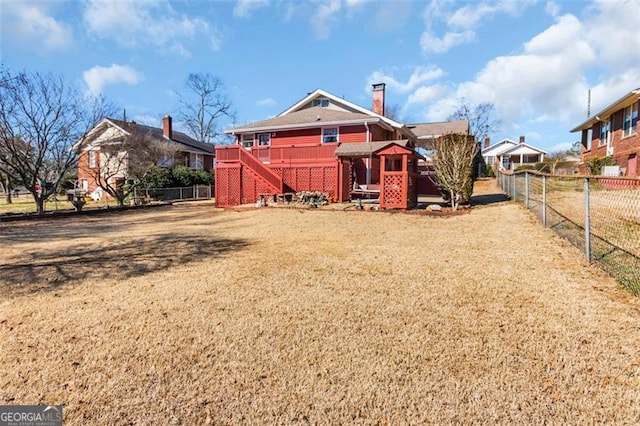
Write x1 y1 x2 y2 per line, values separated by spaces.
216 145 283 193
218 144 337 164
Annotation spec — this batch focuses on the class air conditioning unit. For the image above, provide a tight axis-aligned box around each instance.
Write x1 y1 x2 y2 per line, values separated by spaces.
606 146 614 156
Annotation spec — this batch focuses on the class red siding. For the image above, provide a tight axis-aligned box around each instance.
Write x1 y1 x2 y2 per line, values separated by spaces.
271 128 321 147
339 125 367 143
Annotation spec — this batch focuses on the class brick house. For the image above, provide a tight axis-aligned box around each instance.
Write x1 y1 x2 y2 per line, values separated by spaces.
572 88 640 176
76 116 214 199
215 84 468 209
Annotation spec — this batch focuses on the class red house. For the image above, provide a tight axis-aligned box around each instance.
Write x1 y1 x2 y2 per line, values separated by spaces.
216 84 465 209
572 88 640 176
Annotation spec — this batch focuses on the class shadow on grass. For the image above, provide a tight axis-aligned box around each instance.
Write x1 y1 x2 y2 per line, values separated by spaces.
471 193 510 206
0 234 249 298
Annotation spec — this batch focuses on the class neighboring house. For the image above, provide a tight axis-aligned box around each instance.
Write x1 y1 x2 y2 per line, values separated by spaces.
481 136 546 171
571 88 639 176
215 84 466 208
76 115 215 199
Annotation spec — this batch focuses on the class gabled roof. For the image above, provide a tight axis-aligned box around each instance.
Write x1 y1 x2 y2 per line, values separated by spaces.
279 88 405 129
407 120 469 140
226 107 387 133
80 118 214 155
334 139 424 159
481 138 518 155
227 88 415 140
571 88 640 132
500 142 547 156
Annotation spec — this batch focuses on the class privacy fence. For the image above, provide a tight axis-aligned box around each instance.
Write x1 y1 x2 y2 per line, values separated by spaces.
497 171 640 296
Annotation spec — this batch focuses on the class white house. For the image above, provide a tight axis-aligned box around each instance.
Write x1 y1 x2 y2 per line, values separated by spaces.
482 136 546 171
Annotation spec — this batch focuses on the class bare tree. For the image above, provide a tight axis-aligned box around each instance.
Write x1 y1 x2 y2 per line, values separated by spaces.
432 133 479 211
177 73 235 145
447 100 500 143
384 103 403 122
0 69 114 214
82 130 177 206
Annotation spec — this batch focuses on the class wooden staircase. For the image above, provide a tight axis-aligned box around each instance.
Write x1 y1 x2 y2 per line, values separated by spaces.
235 146 283 194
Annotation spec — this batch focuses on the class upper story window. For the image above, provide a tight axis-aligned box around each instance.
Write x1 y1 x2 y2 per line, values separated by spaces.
598 120 610 147
623 103 638 137
88 150 96 168
257 133 271 146
322 127 338 143
242 134 254 149
312 98 329 108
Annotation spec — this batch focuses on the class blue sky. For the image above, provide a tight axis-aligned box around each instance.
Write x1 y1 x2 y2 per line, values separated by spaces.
1 0 639 152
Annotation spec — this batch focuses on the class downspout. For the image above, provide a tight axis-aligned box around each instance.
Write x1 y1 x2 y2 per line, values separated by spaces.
364 121 371 185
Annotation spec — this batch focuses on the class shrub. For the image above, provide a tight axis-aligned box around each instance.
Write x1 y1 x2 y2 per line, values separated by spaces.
585 156 613 175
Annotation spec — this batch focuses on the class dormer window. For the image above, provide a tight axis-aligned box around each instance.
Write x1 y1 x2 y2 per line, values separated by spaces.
312 98 329 108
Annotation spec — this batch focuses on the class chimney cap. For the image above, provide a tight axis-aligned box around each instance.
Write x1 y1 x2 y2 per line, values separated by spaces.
372 83 386 91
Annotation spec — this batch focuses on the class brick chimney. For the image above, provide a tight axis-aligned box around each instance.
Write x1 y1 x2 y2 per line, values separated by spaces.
163 115 172 139
484 137 490 149
519 135 525 144
372 83 385 116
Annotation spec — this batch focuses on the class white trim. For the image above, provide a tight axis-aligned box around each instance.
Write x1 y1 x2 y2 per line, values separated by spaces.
228 118 391 134
321 127 339 143
279 89 405 129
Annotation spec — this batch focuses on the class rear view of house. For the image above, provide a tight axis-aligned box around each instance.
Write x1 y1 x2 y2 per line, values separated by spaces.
215 84 467 209
572 88 640 176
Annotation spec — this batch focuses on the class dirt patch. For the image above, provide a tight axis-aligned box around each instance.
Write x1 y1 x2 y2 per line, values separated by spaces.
1 182 638 424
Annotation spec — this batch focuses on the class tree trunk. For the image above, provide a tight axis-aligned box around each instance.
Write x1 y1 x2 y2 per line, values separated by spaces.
35 196 45 215
3 174 12 204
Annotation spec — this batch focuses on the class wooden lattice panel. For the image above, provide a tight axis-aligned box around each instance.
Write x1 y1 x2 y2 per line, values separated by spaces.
297 168 311 191
383 174 404 208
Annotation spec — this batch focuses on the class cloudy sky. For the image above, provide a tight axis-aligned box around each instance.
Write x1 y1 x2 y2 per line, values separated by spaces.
1 0 639 151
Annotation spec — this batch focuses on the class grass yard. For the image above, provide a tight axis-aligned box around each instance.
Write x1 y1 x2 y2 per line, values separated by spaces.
1 181 639 424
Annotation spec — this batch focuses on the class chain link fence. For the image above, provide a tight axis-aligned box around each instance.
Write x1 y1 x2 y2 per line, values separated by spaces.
498 171 640 296
132 185 213 204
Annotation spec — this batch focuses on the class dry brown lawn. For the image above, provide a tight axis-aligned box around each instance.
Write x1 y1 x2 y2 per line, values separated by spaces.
1 181 639 425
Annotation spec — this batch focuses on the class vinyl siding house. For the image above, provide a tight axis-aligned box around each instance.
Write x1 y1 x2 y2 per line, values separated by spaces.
76 116 214 200
216 84 440 209
572 88 640 176
482 136 546 172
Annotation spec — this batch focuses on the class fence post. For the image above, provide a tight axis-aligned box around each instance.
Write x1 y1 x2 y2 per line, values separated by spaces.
584 177 591 262
512 173 516 201
180 187 183 200
542 175 547 227
525 172 529 209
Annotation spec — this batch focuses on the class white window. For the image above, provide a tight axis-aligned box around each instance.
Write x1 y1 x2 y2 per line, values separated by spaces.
81 179 88 191
585 128 592 151
598 120 610 147
322 128 338 143
193 154 203 170
242 134 254 149
623 103 638 137
88 150 96 168
312 98 329 108
257 133 271 146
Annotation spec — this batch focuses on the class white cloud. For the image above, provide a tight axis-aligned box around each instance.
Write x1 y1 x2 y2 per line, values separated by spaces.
407 85 447 106
366 66 444 94
83 0 217 54
233 0 269 18
420 0 536 54
83 64 143 96
256 98 277 107
420 30 475 54
423 14 596 125
311 0 342 40
544 1 561 17
0 2 72 51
